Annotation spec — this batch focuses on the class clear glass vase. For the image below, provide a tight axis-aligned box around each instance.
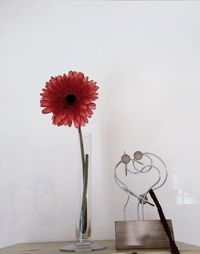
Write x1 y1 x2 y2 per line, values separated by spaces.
60 131 106 252
76 132 92 244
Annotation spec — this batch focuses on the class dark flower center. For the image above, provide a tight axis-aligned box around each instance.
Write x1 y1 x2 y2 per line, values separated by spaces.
65 94 76 105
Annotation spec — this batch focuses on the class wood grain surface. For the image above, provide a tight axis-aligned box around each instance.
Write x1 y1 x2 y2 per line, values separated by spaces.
1 240 200 254
115 220 174 250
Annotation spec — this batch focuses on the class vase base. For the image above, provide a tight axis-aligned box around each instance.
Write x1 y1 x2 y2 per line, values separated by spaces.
59 241 107 252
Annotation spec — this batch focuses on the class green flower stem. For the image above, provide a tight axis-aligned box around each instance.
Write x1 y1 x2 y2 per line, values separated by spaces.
78 128 85 176
83 154 89 198
78 127 89 234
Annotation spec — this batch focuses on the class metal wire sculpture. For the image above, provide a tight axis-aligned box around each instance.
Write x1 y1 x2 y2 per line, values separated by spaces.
114 151 168 220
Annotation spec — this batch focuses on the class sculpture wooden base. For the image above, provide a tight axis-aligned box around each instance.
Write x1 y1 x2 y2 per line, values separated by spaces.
115 220 174 250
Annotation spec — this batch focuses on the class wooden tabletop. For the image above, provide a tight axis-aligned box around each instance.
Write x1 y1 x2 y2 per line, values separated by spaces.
1 240 200 254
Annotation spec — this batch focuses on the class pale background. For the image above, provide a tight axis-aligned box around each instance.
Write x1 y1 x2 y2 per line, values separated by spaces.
1 0 200 249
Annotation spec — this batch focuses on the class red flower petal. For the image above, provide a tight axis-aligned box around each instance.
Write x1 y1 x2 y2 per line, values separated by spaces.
42 107 53 114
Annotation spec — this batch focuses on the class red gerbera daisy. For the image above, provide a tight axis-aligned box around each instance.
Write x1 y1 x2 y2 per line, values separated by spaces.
40 71 99 128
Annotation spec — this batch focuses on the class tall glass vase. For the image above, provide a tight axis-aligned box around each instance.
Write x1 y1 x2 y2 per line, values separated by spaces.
60 132 106 252
76 132 91 244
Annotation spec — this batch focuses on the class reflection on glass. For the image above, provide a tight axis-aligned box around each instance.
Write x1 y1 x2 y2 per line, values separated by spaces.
171 167 197 205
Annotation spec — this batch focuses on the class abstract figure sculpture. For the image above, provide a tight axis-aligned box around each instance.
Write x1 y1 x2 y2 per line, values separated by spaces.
114 151 167 220
114 151 179 254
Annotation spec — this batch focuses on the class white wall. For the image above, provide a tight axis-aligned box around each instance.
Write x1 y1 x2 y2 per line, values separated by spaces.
1 0 200 248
